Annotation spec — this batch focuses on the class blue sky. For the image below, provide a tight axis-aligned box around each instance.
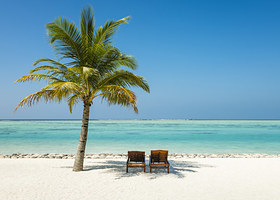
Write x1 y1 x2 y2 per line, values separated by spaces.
0 0 280 119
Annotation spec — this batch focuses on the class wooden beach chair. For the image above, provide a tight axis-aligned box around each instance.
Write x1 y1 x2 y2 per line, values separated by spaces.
149 150 170 173
126 151 146 173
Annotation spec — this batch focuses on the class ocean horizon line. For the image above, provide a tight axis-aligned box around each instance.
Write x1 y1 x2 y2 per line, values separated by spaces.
0 119 280 121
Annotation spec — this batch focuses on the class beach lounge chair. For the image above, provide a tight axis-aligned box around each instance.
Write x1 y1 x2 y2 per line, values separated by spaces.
126 151 146 173
149 150 170 173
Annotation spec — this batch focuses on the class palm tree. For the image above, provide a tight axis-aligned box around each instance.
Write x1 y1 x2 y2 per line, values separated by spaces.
14 6 150 172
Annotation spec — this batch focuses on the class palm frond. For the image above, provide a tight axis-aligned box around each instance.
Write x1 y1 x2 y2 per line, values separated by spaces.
14 74 63 83
69 66 99 79
32 59 83 83
94 16 130 45
114 54 137 70
46 17 82 60
100 85 138 113
33 58 68 69
68 94 80 113
42 81 85 97
97 70 150 93
14 90 65 112
29 66 60 74
94 45 137 75
80 5 95 48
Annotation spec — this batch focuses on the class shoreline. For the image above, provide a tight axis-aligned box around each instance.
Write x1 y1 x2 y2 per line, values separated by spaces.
1 152 280 159
1 119 280 120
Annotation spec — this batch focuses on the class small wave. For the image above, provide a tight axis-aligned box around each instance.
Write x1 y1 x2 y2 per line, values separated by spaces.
24 132 40 135
191 132 216 135
0 132 10 135
47 128 79 131
126 132 140 135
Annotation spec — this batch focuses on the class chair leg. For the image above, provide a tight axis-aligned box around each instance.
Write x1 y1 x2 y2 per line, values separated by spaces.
150 166 152 173
167 167 169 173
144 166 145 173
126 166 128 173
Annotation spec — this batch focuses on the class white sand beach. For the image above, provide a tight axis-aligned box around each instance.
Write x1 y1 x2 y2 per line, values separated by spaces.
1 158 280 200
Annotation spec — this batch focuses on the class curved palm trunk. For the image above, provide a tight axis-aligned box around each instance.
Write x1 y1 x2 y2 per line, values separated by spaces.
73 103 91 171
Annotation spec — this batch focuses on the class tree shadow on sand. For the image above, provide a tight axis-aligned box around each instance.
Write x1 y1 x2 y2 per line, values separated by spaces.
79 160 214 179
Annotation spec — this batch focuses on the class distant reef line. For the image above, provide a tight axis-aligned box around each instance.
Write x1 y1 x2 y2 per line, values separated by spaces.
1 119 280 121
1 153 280 159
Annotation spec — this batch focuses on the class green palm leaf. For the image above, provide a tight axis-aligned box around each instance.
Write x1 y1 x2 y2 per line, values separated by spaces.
94 16 130 45
101 85 138 113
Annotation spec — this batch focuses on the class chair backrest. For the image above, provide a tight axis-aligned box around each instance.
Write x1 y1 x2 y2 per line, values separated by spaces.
128 151 145 162
151 150 168 163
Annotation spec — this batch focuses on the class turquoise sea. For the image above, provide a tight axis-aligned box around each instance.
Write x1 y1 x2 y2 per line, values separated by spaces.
0 120 280 154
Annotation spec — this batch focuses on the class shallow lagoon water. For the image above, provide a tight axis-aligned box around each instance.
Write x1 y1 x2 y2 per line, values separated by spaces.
0 120 280 154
